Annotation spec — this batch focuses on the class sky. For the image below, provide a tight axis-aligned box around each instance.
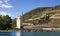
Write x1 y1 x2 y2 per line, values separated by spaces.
0 0 60 19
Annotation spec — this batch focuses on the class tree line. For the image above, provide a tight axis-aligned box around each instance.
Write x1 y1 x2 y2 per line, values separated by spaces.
0 15 16 30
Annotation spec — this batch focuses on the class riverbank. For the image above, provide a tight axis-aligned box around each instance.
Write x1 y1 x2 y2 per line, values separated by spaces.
23 25 60 32
0 25 60 32
0 28 60 32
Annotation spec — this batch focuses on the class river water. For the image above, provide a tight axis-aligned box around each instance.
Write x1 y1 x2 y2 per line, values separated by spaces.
0 31 60 36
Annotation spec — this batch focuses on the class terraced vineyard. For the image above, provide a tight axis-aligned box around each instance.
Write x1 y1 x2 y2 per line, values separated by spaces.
23 5 60 26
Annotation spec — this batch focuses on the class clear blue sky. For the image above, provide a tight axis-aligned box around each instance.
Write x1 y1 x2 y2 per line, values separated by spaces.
0 0 60 19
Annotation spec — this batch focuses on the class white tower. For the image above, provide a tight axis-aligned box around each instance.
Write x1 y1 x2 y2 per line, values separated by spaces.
16 12 23 29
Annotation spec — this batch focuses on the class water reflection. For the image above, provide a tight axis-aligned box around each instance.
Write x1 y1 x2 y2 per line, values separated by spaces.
11 31 16 36
10 31 21 36
0 31 60 36
0 31 21 36
16 31 21 36
0 32 11 36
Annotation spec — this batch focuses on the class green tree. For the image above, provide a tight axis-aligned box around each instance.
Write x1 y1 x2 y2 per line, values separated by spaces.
2 15 12 30
11 18 16 29
0 15 4 30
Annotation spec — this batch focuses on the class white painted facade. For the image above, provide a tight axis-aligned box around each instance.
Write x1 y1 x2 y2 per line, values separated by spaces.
16 13 23 29
16 16 20 29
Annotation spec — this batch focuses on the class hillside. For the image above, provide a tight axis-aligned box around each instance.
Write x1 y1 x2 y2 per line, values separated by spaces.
23 5 60 25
